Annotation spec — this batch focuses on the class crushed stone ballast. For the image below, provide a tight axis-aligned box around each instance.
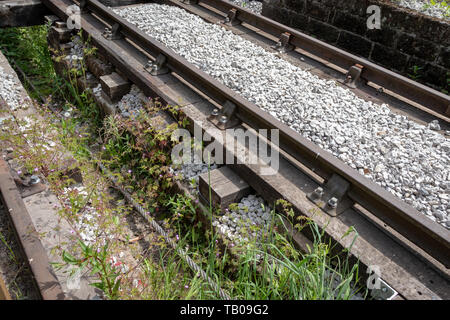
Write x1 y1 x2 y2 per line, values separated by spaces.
392 0 450 20
112 3 449 230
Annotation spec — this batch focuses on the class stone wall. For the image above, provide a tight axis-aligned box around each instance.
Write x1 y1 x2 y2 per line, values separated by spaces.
0 0 51 27
262 0 449 93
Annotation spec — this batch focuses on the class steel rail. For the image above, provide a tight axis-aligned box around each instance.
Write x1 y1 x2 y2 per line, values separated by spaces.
0 274 11 300
197 0 450 119
41 0 450 267
0 158 65 300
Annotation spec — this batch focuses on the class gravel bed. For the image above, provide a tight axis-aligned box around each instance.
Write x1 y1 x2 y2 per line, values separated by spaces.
392 0 450 20
64 36 84 67
0 66 27 111
114 4 450 229
92 83 102 97
61 184 100 245
116 84 146 118
95 83 146 118
227 0 262 14
171 149 218 192
212 194 271 247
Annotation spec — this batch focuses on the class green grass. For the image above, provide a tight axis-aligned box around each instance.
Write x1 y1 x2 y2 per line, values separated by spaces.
0 25 57 99
160 193 364 300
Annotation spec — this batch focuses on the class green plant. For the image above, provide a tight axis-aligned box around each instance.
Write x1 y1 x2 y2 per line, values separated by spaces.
0 232 18 265
0 24 56 98
61 240 121 299
408 65 423 80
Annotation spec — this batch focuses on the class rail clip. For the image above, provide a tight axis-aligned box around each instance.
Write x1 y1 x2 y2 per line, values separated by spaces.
273 32 294 53
307 173 352 217
341 64 364 89
103 23 122 40
208 101 241 130
144 54 170 76
221 8 241 26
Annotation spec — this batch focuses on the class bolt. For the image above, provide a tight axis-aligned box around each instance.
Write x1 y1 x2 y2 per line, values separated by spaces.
328 197 338 209
151 65 158 72
30 175 40 185
219 115 228 123
145 60 153 69
312 187 324 199
211 108 219 117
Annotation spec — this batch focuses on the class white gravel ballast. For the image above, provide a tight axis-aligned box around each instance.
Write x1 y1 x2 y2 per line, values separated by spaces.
392 0 450 20
227 0 263 14
113 4 450 229
0 66 27 111
213 194 271 245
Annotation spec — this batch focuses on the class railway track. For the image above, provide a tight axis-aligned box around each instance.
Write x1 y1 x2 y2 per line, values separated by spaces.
0 158 64 300
17 0 450 299
0 274 11 300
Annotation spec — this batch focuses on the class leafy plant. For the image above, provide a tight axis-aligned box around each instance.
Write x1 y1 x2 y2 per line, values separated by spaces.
61 240 121 299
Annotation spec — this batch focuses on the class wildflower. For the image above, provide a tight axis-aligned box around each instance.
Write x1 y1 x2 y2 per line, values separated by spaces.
184 285 189 289
176 234 179 241
17 170 22 175
195 199 199 204
97 248 101 253
128 169 132 174
102 146 106 150
231 243 235 247
216 253 220 257
34 167 38 172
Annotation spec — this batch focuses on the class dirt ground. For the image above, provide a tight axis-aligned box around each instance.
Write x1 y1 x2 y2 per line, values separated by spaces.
0 201 40 300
